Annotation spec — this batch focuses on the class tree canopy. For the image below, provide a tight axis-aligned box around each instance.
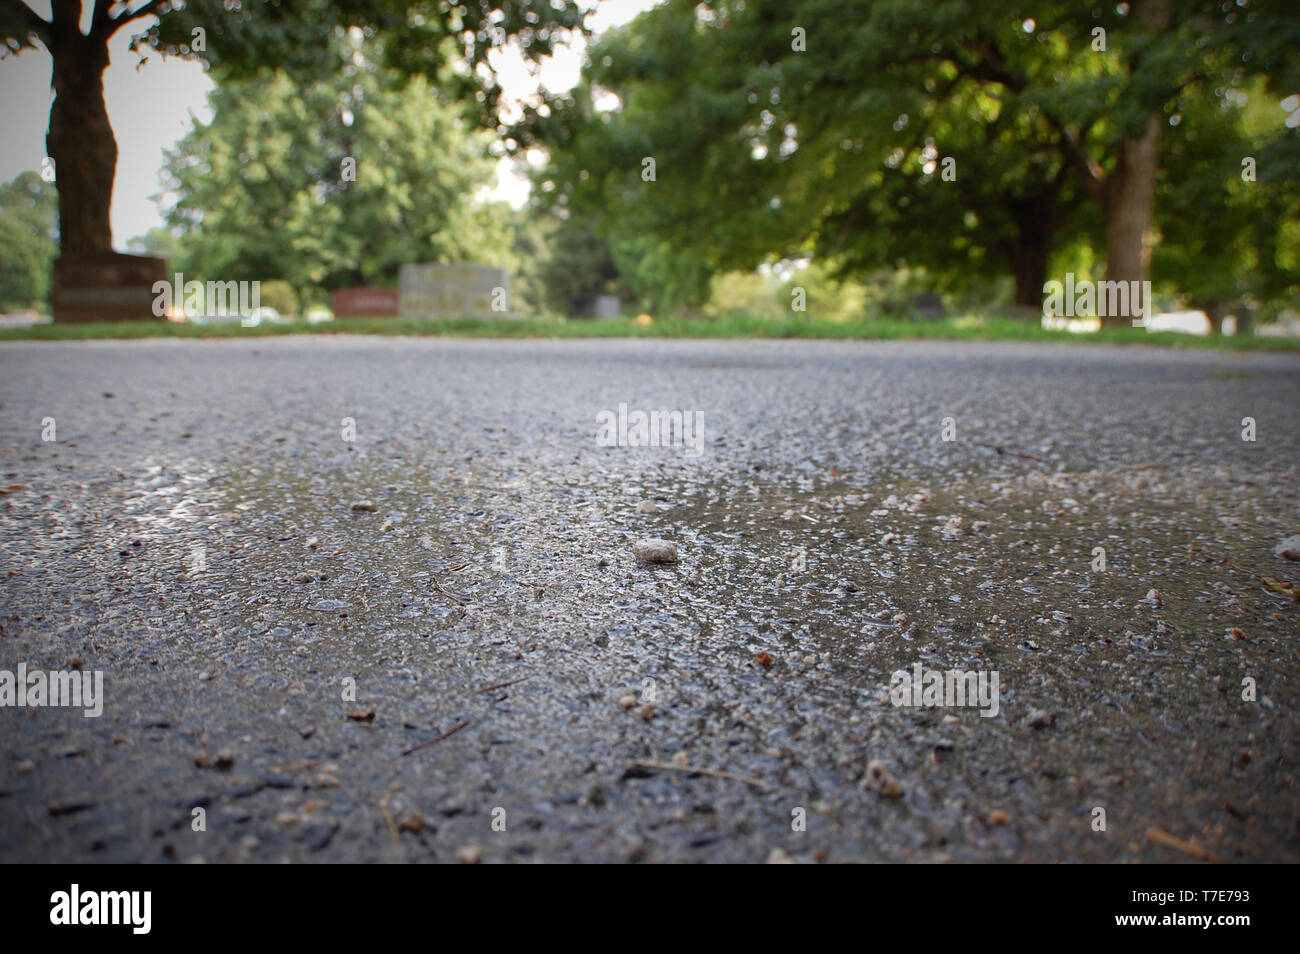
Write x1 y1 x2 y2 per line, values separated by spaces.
0 171 58 312
525 0 1300 319
158 38 513 299
0 0 586 261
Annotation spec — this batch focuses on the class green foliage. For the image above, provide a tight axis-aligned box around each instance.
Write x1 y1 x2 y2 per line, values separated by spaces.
6 312 1298 353
779 262 877 320
134 1 586 126
124 226 184 261
500 207 550 314
524 210 627 314
607 232 713 315
528 0 1300 310
707 270 784 319
257 280 299 316
1 0 587 265
159 40 513 295
1154 78 1300 318
0 172 58 312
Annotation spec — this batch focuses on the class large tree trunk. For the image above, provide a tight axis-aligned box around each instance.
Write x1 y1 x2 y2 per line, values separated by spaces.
1010 241 1048 310
1100 0 1171 328
46 20 115 255
1234 303 1255 335
1101 113 1162 327
1006 194 1053 311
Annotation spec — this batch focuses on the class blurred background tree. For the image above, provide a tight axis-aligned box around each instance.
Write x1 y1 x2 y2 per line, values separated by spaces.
0 0 584 264
522 0 1300 326
527 210 630 314
0 171 58 313
11 1 1295 329
1154 78 1300 330
157 38 515 309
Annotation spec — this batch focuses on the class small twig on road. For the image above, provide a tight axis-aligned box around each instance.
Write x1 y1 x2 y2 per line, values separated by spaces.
970 441 1051 465
433 580 471 605
1206 547 1296 597
401 720 470 756
628 759 766 790
1146 827 1217 863
475 675 533 694
379 800 400 848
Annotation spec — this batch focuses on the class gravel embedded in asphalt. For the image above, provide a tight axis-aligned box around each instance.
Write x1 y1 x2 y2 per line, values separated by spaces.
1 335 1297 862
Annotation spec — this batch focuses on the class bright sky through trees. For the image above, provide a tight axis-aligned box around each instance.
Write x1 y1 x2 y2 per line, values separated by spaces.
0 0 659 248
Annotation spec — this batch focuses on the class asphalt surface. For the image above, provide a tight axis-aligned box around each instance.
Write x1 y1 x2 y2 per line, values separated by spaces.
1 335 1297 863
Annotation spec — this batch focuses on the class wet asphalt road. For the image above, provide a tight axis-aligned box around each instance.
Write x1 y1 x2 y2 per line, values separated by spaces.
1 335 1297 863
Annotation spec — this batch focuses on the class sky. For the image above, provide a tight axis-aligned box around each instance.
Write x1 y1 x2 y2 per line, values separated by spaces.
0 0 658 250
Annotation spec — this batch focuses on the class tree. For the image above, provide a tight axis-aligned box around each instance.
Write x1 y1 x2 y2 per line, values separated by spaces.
857 0 1298 323
1153 82 1300 331
158 45 513 302
527 1 1101 309
520 210 630 314
0 171 58 312
527 0 1300 320
124 225 183 261
0 0 585 258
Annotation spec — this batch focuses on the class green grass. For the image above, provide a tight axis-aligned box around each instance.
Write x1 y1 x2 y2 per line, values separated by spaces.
3 312 1299 351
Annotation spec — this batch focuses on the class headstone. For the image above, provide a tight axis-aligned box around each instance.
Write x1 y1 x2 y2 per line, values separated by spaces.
398 263 510 318
567 294 622 319
51 253 168 323
593 295 621 319
911 293 945 320
1255 312 1300 338
331 286 400 317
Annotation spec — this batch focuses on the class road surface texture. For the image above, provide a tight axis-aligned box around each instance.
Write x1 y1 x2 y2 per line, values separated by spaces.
1 336 1297 863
